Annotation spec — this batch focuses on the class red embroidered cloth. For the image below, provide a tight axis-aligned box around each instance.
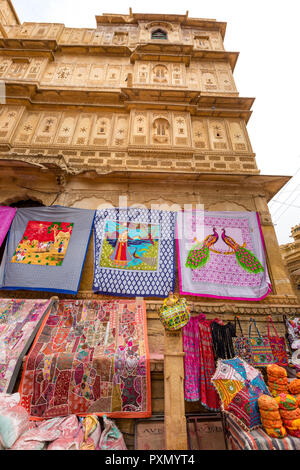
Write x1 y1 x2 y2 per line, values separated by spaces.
19 299 151 419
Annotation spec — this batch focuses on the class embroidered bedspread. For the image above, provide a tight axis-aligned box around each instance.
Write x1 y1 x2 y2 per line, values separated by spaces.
93 208 176 297
0 299 53 393
0 206 16 247
0 205 95 294
19 299 151 419
176 210 271 300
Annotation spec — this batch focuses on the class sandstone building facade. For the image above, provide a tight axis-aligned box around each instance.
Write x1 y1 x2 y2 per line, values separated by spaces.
0 0 299 449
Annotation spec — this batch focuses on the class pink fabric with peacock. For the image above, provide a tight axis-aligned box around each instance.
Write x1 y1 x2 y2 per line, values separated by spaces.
176 211 272 301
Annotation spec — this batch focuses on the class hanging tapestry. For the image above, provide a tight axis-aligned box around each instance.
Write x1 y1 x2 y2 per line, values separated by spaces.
176 210 271 300
0 206 17 248
0 298 53 394
0 206 95 294
93 208 176 297
19 299 151 419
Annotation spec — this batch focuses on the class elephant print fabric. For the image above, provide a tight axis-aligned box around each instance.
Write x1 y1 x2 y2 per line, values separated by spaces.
19 299 151 419
177 211 271 301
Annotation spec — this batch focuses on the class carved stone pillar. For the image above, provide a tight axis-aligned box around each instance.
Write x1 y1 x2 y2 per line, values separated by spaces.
164 329 188 450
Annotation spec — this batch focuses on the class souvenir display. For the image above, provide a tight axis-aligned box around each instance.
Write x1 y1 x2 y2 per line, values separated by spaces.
210 320 236 360
159 294 190 331
0 298 53 393
0 206 95 294
183 315 220 411
275 393 300 438
266 316 288 367
211 357 270 431
93 208 176 297
258 394 286 438
19 299 151 419
266 364 288 397
0 206 16 248
232 316 252 363
247 318 274 367
176 210 271 300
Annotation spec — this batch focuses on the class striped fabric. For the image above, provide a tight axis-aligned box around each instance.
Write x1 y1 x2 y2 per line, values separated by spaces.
226 415 300 450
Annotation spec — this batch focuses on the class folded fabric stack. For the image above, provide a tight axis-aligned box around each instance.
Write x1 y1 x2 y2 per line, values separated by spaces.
288 378 300 408
257 394 286 438
267 364 288 397
275 393 300 438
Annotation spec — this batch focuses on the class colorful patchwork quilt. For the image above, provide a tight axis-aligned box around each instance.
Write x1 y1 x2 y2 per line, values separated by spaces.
0 206 95 294
93 208 176 297
176 211 271 300
19 299 151 419
0 298 53 393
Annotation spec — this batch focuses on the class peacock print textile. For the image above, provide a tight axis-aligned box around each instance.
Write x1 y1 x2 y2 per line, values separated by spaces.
19 299 151 420
0 206 17 247
176 210 272 300
93 208 176 297
0 206 95 294
0 298 53 394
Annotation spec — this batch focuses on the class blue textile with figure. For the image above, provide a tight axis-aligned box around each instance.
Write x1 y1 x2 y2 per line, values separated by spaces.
93 207 176 297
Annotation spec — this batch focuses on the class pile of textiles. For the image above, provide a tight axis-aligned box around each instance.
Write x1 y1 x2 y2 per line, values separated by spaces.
275 393 300 438
258 394 286 438
0 393 127 450
267 364 288 397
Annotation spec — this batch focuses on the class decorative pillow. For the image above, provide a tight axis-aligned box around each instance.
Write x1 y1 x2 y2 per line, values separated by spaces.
0 405 30 448
99 415 127 450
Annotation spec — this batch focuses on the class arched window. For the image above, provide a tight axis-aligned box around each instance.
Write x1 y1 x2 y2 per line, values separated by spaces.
152 65 168 84
151 29 168 40
153 118 170 143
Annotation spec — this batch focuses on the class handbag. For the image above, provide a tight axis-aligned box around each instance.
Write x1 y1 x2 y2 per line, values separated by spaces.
266 315 288 367
159 295 190 331
232 316 252 363
248 317 274 367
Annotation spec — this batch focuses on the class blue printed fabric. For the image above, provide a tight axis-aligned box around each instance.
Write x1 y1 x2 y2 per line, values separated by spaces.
93 208 176 297
0 205 95 295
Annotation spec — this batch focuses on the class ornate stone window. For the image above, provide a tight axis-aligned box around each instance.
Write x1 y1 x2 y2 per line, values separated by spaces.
152 117 170 144
151 29 168 40
152 65 168 84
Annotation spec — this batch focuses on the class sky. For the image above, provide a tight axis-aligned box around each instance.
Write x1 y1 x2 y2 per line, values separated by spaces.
12 0 300 245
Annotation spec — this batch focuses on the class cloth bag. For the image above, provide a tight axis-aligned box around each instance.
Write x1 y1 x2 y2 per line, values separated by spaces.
232 316 252 363
248 317 274 367
159 295 190 331
266 316 288 367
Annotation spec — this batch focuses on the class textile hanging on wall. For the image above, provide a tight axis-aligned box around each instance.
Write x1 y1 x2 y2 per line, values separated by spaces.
19 299 151 419
176 210 271 300
93 208 176 297
0 206 95 294
182 315 220 411
0 298 53 394
0 206 17 247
